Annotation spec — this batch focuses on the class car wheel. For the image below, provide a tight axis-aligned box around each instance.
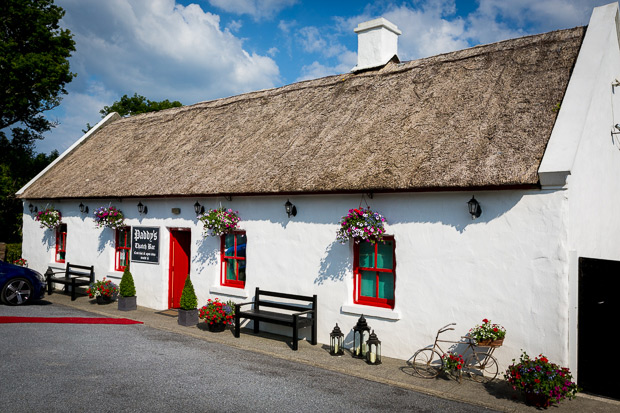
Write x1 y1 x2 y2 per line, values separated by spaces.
2 278 33 306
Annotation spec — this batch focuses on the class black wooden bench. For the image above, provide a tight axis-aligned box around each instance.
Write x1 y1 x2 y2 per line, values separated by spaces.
234 287 317 350
45 263 95 301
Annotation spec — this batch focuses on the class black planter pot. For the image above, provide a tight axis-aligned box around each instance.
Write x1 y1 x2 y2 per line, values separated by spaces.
118 295 137 311
96 295 113 305
178 309 199 326
207 321 227 332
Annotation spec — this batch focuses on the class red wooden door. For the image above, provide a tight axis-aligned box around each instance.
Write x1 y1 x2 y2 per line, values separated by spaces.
169 230 191 308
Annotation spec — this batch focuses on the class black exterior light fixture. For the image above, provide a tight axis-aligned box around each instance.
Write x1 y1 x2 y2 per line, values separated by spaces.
352 315 371 359
79 202 89 214
467 196 482 220
365 330 382 365
194 201 205 215
28 203 37 214
137 201 148 215
330 323 345 356
284 199 297 218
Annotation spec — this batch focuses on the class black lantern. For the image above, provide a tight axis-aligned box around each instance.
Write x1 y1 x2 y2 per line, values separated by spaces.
365 330 382 365
352 315 371 359
467 196 481 220
28 203 37 214
194 201 204 215
79 202 89 214
284 199 297 217
330 323 344 356
137 201 148 215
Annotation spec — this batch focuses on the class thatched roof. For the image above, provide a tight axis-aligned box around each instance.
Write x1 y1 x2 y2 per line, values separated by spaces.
20 26 585 200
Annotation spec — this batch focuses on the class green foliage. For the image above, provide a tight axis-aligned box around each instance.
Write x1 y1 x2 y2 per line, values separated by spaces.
179 276 198 310
101 93 182 117
119 266 136 297
5 243 22 263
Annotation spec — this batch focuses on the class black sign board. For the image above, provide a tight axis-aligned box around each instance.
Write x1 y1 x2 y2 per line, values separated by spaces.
131 227 160 264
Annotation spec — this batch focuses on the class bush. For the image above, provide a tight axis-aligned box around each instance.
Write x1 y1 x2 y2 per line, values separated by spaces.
179 276 197 310
5 243 21 263
119 266 136 297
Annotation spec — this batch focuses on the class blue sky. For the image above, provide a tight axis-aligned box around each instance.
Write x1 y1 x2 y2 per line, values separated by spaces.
39 0 614 154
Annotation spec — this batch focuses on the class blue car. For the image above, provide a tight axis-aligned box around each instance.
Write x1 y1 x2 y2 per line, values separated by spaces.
0 261 46 305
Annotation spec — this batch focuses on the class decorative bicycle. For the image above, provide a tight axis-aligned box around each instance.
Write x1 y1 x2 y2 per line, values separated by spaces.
407 323 499 383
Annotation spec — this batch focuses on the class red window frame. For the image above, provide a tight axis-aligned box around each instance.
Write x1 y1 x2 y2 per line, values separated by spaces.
220 231 246 288
115 226 131 271
353 236 395 309
55 224 67 263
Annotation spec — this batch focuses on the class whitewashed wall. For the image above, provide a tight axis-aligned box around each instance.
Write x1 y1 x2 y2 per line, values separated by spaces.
22 189 569 370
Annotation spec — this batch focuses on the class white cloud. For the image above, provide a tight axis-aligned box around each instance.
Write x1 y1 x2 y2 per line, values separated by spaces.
207 0 298 20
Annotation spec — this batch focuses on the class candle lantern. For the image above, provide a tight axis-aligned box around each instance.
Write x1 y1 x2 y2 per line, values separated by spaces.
330 323 344 356
352 315 371 359
365 330 382 365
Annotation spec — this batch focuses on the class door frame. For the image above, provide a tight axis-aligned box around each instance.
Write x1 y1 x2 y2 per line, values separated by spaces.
168 228 191 309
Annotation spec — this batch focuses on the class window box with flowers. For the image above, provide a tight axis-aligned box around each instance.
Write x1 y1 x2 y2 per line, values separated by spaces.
468 319 506 347
94 206 125 229
198 207 241 237
35 207 62 230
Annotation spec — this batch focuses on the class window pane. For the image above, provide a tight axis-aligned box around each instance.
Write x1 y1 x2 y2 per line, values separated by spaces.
236 234 246 258
360 270 376 298
226 259 237 281
120 228 129 247
359 243 375 268
377 240 393 269
224 233 235 253
378 272 394 300
238 264 246 282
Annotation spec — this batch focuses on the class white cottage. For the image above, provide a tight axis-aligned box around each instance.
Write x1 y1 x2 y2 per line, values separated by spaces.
17 3 620 398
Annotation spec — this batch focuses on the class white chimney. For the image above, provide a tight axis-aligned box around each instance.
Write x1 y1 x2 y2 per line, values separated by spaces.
352 17 401 72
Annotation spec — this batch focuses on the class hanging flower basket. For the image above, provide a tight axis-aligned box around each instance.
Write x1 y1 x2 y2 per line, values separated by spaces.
93 206 125 229
35 207 63 229
336 207 387 244
198 207 241 237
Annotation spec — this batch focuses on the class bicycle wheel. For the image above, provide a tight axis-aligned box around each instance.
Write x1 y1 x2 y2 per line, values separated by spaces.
410 348 443 378
465 351 498 383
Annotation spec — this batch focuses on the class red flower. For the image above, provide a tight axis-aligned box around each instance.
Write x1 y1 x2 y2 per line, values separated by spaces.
482 318 489 323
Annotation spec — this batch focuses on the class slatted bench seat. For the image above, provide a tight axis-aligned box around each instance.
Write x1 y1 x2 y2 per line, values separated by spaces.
45 263 95 301
234 287 317 351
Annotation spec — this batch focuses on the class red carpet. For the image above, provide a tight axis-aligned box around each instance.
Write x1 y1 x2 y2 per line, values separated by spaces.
0 316 143 325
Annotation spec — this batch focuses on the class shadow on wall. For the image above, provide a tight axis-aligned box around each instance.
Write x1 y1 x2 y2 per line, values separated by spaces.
97 228 113 254
193 235 220 274
41 229 55 248
315 241 350 285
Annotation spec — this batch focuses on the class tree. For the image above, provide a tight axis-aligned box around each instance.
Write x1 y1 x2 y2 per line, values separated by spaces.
0 0 73 242
101 93 182 117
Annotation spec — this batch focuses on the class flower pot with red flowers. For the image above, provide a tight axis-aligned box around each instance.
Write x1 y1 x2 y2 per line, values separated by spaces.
468 319 506 347
199 298 235 332
87 278 118 304
442 352 465 382
504 351 579 408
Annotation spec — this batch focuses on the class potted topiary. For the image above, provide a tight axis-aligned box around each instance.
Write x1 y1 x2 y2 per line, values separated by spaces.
178 275 198 326
118 266 137 311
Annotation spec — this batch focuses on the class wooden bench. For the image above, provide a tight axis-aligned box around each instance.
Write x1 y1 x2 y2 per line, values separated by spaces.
45 263 95 301
234 287 317 351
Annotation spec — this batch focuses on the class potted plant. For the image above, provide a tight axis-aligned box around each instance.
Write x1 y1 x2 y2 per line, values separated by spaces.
93 206 125 229
12 258 27 267
199 297 235 332
505 351 579 407
468 318 506 346
198 207 241 237
35 207 62 229
178 276 198 326
86 278 119 304
118 266 137 311
336 207 387 244
442 352 464 380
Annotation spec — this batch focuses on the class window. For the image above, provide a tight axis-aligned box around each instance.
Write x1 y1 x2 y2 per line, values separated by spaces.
115 227 131 271
55 224 67 263
221 232 246 288
354 237 395 309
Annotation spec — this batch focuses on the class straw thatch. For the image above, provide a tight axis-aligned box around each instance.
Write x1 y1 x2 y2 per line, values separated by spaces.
20 27 585 200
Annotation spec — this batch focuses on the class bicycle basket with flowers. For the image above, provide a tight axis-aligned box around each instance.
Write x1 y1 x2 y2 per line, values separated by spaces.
93 206 125 229
504 351 579 407
198 207 241 237
35 207 62 229
86 278 119 299
199 298 235 325
469 319 506 346
336 207 387 244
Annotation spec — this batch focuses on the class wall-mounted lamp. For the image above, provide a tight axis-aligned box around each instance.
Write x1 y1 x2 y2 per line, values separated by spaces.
612 124 620 135
28 203 38 214
194 201 205 215
467 196 482 220
137 201 148 215
284 199 297 218
224 195 232 202
79 202 89 214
